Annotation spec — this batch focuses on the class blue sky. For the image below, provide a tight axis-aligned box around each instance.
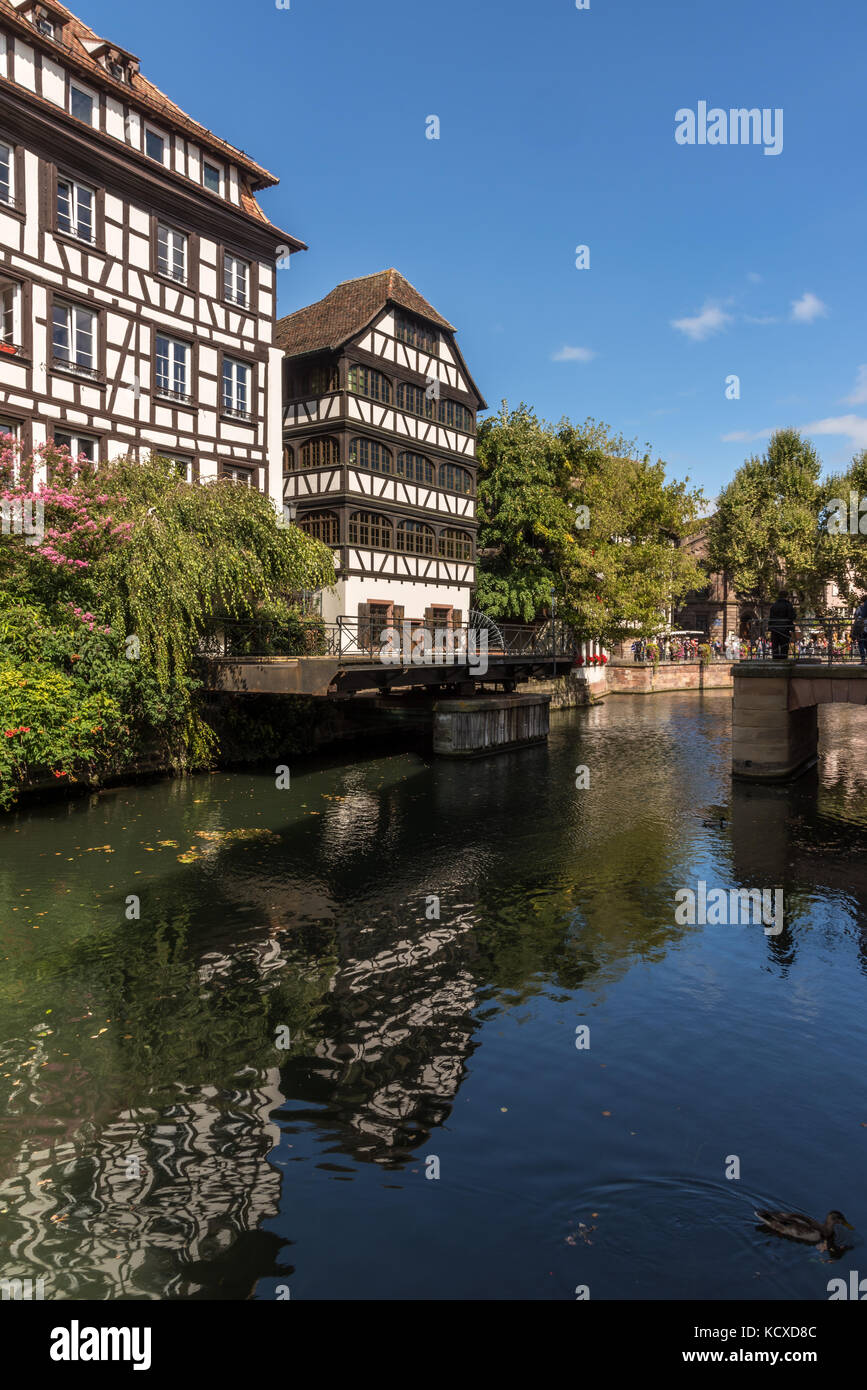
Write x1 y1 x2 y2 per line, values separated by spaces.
80 0 867 500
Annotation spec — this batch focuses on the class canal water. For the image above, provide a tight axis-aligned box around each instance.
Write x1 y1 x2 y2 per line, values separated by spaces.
1 692 865 1301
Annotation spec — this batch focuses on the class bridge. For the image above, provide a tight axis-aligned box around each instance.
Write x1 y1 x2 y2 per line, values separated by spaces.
732 661 867 780
202 615 577 699
202 615 581 757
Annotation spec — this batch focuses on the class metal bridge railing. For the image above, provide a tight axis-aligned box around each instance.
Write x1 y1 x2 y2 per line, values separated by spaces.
202 616 578 662
736 615 865 667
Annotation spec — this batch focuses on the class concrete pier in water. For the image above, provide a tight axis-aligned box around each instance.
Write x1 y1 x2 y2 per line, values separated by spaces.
433 693 551 758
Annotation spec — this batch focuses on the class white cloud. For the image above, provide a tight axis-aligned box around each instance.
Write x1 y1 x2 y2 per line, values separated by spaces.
721 427 775 443
551 345 596 362
747 272 763 284
670 302 733 341
842 365 867 405
790 291 828 323
800 415 867 449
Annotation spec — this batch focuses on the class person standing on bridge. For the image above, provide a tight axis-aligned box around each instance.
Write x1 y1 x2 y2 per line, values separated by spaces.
852 596 867 665
768 590 797 659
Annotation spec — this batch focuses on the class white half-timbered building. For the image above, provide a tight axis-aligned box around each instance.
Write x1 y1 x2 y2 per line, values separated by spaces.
278 269 487 628
0 0 303 499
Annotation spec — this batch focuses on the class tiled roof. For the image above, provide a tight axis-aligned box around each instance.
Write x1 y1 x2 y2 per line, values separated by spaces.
0 0 280 191
275 269 457 357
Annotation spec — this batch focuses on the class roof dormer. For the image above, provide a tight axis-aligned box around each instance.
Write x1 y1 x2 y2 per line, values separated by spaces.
82 38 141 85
26 2 67 44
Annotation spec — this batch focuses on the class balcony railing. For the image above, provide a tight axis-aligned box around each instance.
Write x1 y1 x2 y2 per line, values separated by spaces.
222 404 253 421
52 354 99 379
156 385 193 405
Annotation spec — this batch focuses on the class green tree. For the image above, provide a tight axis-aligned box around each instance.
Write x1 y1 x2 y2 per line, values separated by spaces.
707 428 832 619
475 404 704 643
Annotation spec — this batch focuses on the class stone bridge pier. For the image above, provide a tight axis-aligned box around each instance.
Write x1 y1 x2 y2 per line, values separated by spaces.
732 663 867 780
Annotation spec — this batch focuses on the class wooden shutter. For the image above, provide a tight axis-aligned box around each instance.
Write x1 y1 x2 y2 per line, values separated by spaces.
452 609 462 629
357 602 371 653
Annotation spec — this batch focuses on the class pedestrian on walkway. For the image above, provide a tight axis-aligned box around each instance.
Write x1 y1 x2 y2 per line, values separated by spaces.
851 596 867 665
768 590 797 659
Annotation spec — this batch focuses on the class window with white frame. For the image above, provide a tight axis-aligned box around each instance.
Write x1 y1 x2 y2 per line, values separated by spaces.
57 176 94 243
157 452 193 482
53 431 98 465
222 462 254 487
69 83 96 126
157 224 188 283
223 252 248 306
155 334 191 401
144 126 166 163
0 141 13 205
52 300 96 375
222 358 251 417
203 161 222 195
0 278 22 350
0 417 21 483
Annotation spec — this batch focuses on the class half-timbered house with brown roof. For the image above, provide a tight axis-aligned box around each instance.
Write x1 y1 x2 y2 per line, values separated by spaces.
0 0 304 497
278 269 487 629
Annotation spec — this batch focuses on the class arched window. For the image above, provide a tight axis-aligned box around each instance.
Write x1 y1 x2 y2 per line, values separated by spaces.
283 443 295 473
438 528 473 561
348 365 391 403
437 399 474 433
396 519 434 556
348 511 393 549
300 437 340 469
298 510 339 545
396 451 435 484
349 437 392 473
439 462 472 494
397 382 435 419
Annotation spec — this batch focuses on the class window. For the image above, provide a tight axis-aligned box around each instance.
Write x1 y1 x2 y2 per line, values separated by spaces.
438 528 473 561
223 252 249 306
438 399 474 432
396 519 434 555
295 362 338 396
0 418 21 483
203 162 222 195
222 463 255 487
349 437 391 473
57 177 94 243
0 279 22 351
395 312 437 355
53 431 97 465
300 437 340 469
396 451 435 485
283 444 294 472
157 452 193 482
222 358 251 418
397 382 435 419
439 462 472 494
349 511 392 550
347 365 391 403
145 127 166 163
70 84 95 126
0 141 13 205
36 15 56 38
52 301 96 375
157 224 187 283
298 510 339 545
155 334 191 401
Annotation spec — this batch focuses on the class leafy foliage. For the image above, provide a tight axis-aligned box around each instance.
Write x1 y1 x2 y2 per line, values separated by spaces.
0 446 335 807
475 404 705 642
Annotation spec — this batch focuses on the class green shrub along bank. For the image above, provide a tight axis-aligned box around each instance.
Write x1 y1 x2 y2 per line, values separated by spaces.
0 445 335 810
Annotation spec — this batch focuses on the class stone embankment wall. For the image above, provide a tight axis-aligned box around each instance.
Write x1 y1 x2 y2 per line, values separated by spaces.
605 660 734 694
